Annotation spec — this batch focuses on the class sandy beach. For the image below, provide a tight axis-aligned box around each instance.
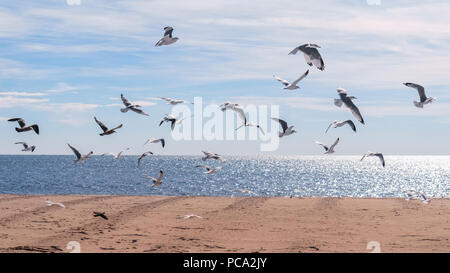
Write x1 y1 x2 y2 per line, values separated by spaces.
0 194 449 253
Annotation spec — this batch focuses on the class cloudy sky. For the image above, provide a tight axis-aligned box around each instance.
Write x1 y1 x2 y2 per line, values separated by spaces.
1 0 449 155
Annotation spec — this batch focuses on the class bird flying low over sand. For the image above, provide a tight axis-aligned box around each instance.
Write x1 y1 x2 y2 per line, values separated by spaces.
403 190 430 204
45 200 65 208
120 94 150 116
273 70 309 90
314 138 340 154
93 212 108 220
201 151 225 162
67 143 93 163
360 152 385 167
289 43 325 71
334 88 364 124
144 170 164 186
8 118 39 135
325 120 356 134
155 26 179 46
94 117 123 136
138 151 153 167
183 214 202 219
159 97 190 105
403 83 436 108
144 138 165 148
272 118 296 137
15 142 36 152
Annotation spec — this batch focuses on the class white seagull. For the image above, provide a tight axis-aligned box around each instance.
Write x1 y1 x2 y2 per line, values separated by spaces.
314 138 340 154
138 151 154 167
94 117 123 136
102 148 129 160
403 83 436 108
273 70 309 90
204 166 222 174
403 190 430 204
201 151 225 162
45 200 66 208
155 26 179 46
360 152 385 167
183 214 203 219
289 43 325 71
325 120 356 133
159 97 190 105
8 118 39 135
120 94 150 116
272 118 296 137
222 104 265 135
219 101 241 111
15 142 36 152
334 88 364 124
144 138 165 148
67 143 93 163
144 170 164 186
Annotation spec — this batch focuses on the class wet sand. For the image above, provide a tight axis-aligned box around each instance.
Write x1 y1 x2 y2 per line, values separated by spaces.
0 194 449 253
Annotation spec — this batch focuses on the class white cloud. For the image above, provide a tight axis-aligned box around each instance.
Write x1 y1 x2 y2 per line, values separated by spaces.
46 82 89 93
0 91 47 97
0 96 49 109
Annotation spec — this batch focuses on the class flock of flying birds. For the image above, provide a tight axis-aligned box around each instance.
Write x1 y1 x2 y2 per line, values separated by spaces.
6 26 436 208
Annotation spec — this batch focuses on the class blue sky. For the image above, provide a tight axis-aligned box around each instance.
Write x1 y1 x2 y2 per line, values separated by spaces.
1 0 450 155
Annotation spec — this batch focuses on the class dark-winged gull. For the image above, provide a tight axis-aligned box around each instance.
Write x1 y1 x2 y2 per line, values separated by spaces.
155 26 179 46
94 117 123 136
325 120 356 133
120 94 150 116
289 43 325 71
272 118 296 137
67 143 93 163
15 142 36 152
314 138 340 154
138 151 153 167
93 211 108 220
360 152 385 167
273 70 309 90
403 83 436 108
144 170 164 186
201 151 225 162
8 118 39 135
334 88 364 124
144 138 165 148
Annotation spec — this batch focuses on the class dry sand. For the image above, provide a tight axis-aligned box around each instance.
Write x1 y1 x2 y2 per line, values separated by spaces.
0 194 449 253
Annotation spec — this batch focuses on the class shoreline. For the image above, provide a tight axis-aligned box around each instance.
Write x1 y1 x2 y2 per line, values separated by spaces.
0 194 449 253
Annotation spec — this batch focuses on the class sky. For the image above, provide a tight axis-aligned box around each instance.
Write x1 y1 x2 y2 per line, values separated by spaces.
1 0 450 156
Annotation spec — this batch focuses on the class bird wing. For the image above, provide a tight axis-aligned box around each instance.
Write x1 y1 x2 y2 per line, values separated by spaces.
288 46 300 55
258 125 265 135
121 94 132 107
110 124 123 131
160 139 165 148
272 118 288 133
344 99 364 124
375 153 385 167
291 70 309 86
67 143 81 159
156 170 164 183
163 26 174 37
273 75 290 86
343 120 356 132
329 138 340 150
130 107 149 116
404 82 426 102
15 142 28 149
324 121 335 134
8 118 26 128
145 175 157 182
314 141 329 151
170 119 176 130
232 106 246 125
94 117 109 132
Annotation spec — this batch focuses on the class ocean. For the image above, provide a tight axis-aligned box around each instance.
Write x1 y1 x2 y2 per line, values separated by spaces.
0 155 448 198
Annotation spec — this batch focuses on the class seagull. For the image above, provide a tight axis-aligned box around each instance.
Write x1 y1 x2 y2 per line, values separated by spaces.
403 83 436 108
102 148 129 160
93 212 108 220
144 138 165 148
45 200 65 208
325 120 356 133
94 117 123 136
144 170 164 186
159 114 187 131
273 70 309 90
238 189 258 196
195 164 211 171
138 151 153 167
155 26 179 46
201 151 225 162
219 101 241 111
360 152 385 167
334 88 364 124
120 94 150 116
272 118 296 137
289 43 325 71
14 142 36 152
403 190 430 204
222 104 265 135
204 166 222 174
183 214 202 219
67 143 93 163
159 97 189 105
8 118 39 135
314 138 340 154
